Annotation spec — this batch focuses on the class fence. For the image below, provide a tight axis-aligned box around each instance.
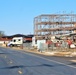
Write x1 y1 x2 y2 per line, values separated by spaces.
23 41 76 52
23 42 32 49
37 41 76 52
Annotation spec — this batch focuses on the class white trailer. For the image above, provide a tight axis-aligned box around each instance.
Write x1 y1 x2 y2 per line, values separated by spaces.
32 36 46 50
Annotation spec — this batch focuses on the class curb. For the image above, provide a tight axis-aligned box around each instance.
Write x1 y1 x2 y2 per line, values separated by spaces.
1 46 76 57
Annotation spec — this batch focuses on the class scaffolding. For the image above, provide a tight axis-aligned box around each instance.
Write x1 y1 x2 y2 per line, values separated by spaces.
34 14 76 40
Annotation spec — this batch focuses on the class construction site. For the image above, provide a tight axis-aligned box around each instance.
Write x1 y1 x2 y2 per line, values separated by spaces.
34 14 76 40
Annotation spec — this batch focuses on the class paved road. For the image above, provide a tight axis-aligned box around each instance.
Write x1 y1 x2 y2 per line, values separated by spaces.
0 47 76 75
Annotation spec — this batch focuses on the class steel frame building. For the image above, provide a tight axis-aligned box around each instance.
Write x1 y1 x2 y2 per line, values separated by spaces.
34 14 76 40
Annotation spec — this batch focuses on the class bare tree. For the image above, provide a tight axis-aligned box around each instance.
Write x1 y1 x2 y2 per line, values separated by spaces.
0 31 5 37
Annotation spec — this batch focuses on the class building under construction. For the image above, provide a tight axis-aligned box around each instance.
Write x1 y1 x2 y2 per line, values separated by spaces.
34 14 76 40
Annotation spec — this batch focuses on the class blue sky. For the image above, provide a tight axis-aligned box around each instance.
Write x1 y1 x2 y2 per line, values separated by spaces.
0 0 76 35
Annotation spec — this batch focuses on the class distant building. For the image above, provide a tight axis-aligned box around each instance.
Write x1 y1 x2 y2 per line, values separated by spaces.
0 34 34 44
